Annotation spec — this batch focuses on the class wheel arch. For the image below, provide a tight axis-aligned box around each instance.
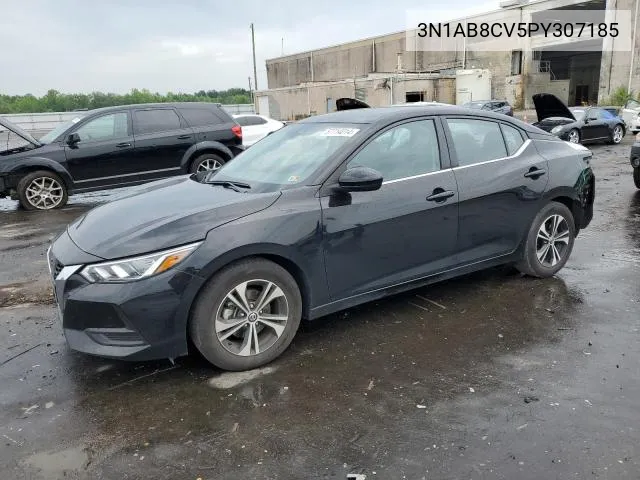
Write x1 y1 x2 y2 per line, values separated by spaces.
544 185 591 232
6 159 73 190
184 246 314 338
180 142 234 172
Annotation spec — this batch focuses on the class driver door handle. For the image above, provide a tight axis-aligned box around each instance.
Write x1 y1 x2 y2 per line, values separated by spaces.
115 142 131 148
426 188 455 202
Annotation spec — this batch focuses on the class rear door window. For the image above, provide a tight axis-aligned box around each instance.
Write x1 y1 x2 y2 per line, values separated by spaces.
133 109 182 135
446 118 508 166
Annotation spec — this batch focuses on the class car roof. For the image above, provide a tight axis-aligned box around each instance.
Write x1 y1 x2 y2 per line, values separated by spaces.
88 102 222 115
300 105 539 132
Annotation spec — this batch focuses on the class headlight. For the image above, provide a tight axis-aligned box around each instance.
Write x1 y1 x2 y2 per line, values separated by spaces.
551 126 563 134
80 242 201 283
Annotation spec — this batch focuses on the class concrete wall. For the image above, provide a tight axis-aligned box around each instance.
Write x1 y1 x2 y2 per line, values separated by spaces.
599 0 640 101
525 73 571 108
256 77 456 121
504 75 524 109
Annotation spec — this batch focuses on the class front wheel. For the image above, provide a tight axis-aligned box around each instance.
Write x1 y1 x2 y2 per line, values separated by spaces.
516 202 576 278
634 167 640 189
17 170 68 210
189 258 302 371
610 125 624 144
567 129 580 144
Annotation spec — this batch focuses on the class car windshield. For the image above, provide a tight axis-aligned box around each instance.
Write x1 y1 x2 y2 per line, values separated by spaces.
570 109 585 121
39 115 85 144
208 122 363 191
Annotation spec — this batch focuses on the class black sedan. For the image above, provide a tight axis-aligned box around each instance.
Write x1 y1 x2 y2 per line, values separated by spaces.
532 93 626 145
48 105 595 371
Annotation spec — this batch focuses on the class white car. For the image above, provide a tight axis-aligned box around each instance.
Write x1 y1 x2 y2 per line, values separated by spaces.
621 99 640 133
233 114 284 147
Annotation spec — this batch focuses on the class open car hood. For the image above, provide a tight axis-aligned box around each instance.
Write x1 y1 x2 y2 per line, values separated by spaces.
336 98 371 110
532 93 575 122
0 116 41 147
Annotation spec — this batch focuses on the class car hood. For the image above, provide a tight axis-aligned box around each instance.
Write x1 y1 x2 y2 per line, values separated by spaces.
0 116 41 147
532 93 575 122
67 176 281 259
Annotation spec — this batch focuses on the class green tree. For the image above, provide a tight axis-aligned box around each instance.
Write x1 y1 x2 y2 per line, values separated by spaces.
0 88 252 113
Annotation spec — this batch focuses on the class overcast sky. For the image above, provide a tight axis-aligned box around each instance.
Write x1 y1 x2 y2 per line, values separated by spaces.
1 0 498 96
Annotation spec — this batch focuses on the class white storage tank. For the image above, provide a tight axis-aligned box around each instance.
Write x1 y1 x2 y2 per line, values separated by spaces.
455 69 492 105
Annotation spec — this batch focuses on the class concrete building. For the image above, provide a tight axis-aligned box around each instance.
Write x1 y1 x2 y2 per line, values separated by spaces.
256 0 640 120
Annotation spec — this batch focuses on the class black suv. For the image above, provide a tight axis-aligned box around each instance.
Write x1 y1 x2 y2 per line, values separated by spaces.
0 102 243 210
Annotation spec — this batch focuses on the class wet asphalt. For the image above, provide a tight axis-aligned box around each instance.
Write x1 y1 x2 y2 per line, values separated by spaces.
0 140 639 480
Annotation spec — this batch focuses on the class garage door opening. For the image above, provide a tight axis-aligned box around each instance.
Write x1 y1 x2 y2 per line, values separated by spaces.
405 92 425 103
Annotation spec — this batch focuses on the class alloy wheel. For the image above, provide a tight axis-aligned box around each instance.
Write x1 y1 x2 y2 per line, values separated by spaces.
196 158 222 172
612 126 623 144
568 130 580 144
25 177 64 210
215 279 289 357
536 214 571 268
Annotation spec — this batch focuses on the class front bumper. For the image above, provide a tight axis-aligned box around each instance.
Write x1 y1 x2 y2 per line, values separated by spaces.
628 118 640 132
49 231 202 361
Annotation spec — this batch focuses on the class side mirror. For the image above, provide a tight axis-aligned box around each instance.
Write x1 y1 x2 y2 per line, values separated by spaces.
66 132 80 146
338 166 383 192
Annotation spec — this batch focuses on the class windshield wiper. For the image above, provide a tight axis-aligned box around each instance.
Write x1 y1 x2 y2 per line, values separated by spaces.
206 180 251 192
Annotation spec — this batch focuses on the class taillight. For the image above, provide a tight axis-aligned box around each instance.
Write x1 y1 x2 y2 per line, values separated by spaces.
232 125 242 138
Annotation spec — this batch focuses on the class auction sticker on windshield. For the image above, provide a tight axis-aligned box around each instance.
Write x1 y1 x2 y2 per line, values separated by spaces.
318 127 360 137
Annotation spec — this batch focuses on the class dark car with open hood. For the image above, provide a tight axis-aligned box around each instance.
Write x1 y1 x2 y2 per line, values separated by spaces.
532 93 626 145
48 102 595 371
0 103 243 210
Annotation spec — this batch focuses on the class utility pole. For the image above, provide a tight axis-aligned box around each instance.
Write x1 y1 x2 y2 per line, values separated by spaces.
248 76 253 104
250 23 258 92
281 37 284 56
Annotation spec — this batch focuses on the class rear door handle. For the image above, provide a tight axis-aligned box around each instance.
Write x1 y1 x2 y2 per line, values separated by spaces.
426 188 455 202
524 167 547 179
177 135 192 140
115 142 131 148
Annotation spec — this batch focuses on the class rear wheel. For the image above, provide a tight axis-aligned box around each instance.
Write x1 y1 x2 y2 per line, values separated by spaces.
567 129 580 144
17 170 68 210
610 125 624 144
634 167 640 189
189 153 226 174
516 202 576 278
189 258 302 371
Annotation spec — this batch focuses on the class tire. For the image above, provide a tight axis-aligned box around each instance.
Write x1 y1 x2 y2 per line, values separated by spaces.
189 258 302 371
189 153 226 174
609 124 624 144
17 170 68 211
634 167 640 189
516 202 576 278
567 129 580 144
